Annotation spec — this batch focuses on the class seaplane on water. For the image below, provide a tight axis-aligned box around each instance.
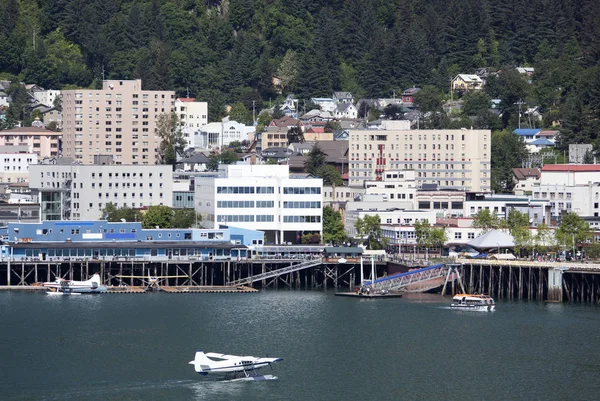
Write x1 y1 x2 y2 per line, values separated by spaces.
42 273 106 295
114 273 188 291
189 350 283 381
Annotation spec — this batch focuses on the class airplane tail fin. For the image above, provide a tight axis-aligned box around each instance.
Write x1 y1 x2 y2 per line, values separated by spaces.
88 273 101 289
189 350 212 374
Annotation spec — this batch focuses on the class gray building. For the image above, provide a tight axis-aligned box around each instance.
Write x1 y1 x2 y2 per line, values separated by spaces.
29 164 173 221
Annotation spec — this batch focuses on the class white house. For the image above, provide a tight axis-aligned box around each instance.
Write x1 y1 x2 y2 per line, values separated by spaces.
195 164 323 244
33 90 61 107
334 103 358 119
0 150 38 184
310 98 336 113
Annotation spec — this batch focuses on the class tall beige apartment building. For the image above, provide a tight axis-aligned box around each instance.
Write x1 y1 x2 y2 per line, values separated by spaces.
348 129 491 192
62 80 175 165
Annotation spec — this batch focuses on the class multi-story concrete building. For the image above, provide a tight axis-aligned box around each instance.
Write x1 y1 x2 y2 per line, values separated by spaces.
346 208 436 239
348 128 491 191
29 164 173 221
175 98 208 149
532 164 600 218
0 148 37 184
195 164 323 244
364 170 418 203
61 79 175 165
0 127 61 158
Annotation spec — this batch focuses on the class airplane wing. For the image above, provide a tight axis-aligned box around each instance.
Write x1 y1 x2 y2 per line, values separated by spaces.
154 275 189 278
257 357 283 363
114 275 188 279
204 352 245 360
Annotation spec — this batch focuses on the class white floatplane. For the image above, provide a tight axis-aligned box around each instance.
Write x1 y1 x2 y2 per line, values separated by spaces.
42 273 106 294
450 293 495 311
189 350 283 381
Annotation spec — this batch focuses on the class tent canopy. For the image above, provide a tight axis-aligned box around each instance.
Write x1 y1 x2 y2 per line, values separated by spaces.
467 230 515 250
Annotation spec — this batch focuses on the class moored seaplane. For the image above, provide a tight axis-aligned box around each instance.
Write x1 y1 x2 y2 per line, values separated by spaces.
42 273 106 294
114 273 189 291
189 350 283 381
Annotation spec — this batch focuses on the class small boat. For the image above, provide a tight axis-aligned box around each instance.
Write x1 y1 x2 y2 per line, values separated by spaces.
450 293 495 311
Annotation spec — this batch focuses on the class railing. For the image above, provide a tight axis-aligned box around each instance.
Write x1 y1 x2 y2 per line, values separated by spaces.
364 264 448 292
456 258 600 271
227 258 322 286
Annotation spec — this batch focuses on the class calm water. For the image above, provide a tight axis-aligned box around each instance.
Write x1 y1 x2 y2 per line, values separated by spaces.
1 290 600 401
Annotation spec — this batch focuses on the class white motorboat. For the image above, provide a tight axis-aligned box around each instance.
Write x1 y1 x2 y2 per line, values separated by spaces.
451 293 495 311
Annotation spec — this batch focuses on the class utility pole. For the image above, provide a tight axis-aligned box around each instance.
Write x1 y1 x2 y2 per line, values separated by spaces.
252 100 256 125
33 27 36 50
450 76 454 102
515 98 525 129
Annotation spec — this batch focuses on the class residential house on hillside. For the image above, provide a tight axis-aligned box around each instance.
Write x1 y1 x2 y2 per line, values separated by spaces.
299 109 335 124
260 147 293 163
452 74 484 92
335 103 358 119
402 87 421 104
279 94 298 117
0 91 9 107
513 128 541 144
288 140 349 177
303 127 333 142
512 168 541 195
310 98 336 113
333 92 353 104
176 153 210 172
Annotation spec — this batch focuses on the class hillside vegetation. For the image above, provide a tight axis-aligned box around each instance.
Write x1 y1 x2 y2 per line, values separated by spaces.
1 0 599 145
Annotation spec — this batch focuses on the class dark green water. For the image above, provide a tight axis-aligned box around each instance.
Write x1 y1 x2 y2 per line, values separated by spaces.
1 290 600 401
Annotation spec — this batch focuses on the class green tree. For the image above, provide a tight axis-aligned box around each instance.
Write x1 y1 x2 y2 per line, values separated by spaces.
156 113 187 168
266 158 278 165
101 202 142 223
318 165 343 186
301 233 321 244
491 130 529 193
354 214 388 250
142 205 174 229
414 220 448 254
277 49 300 92
555 212 592 250
286 125 304 144
172 208 202 228
534 223 555 252
323 206 347 245
305 143 326 176
228 101 253 125
472 209 500 233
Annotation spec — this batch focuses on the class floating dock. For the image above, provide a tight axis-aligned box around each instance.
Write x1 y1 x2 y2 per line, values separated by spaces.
335 292 403 299
160 285 258 293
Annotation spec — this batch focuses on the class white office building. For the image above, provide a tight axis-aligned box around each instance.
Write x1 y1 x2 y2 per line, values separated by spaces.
29 164 173 221
195 164 323 244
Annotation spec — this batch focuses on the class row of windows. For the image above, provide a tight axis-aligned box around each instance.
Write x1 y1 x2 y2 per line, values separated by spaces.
418 201 464 210
283 216 321 223
218 200 254 208
283 187 321 195
217 186 256 194
283 201 321 209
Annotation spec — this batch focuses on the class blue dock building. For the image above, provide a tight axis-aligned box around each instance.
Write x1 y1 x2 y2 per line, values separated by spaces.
1 221 264 262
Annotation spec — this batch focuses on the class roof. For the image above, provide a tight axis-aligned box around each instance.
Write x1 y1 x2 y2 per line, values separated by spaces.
335 103 353 113
177 98 196 102
305 127 325 133
512 168 540 180
402 87 421 96
541 164 600 172
333 92 353 99
1 127 58 133
269 116 300 127
513 128 541 136
467 230 515 249
455 74 482 83
537 130 559 137
324 246 363 254
179 153 210 164
530 139 554 146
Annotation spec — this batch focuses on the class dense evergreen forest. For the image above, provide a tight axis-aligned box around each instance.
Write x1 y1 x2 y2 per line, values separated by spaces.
1 0 599 149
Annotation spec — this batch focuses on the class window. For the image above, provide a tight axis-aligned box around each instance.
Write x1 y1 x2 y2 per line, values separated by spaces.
454 232 462 239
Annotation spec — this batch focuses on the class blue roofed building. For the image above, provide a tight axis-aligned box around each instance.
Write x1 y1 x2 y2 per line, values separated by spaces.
0 220 264 262
513 128 541 144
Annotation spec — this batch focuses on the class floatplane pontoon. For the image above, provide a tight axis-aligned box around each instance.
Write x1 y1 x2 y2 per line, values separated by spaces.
42 273 107 294
189 350 283 381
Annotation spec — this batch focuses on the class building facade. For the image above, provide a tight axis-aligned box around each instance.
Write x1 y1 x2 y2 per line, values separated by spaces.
61 79 175 165
28 164 173 221
0 150 38 184
195 164 323 244
348 128 491 191
194 120 254 150
0 127 61 158
33 90 61 107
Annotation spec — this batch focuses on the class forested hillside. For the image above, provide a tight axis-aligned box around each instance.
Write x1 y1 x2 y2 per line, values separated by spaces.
1 0 599 145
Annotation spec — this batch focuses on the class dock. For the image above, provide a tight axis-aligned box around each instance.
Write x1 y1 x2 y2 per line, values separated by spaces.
160 285 258 293
335 292 403 298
